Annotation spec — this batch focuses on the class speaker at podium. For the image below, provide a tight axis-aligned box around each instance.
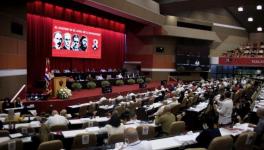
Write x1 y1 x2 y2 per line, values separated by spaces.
102 85 112 94
53 76 67 96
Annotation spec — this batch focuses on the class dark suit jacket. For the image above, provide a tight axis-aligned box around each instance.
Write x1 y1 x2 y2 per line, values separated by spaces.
196 128 221 148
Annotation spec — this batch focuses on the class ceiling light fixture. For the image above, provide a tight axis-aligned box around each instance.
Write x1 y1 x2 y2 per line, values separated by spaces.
238 6 243 12
248 17 253 22
257 27 262 32
257 5 262 10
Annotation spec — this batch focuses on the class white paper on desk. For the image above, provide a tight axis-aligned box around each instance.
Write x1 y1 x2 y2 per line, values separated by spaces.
21 137 32 143
29 110 37 116
9 133 23 138
30 121 40 127
0 137 10 143
95 117 109 122
81 118 91 123
0 117 5 122
85 127 99 133
0 113 8 117
174 132 198 145
219 128 240 136
233 123 253 132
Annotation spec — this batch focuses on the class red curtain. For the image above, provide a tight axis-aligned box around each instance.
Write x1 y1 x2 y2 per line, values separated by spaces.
27 1 125 89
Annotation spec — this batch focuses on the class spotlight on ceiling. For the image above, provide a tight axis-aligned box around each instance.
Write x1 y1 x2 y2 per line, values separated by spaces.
248 17 253 22
257 5 262 10
238 6 243 12
257 27 262 32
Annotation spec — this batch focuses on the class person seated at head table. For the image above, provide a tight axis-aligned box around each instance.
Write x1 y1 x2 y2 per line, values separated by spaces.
100 113 125 136
45 110 69 127
100 69 107 72
121 127 153 150
116 73 123 79
96 74 104 80
108 68 113 72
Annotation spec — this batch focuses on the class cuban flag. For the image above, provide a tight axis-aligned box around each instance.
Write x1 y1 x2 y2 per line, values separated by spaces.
44 58 52 93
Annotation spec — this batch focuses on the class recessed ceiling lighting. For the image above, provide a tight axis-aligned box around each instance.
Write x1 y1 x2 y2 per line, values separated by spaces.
257 5 262 10
248 17 253 22
257 27 262 32
238 6 243 12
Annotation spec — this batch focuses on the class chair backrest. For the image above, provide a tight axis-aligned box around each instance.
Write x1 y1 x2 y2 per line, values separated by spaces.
0 130 9 137
38 140 63 150
0 139 23 150
17 127 35 135
108 133 124 144
72 133 97 149
235 131 256 150
136 125 155 140
208 135 233 150
39 124 50 142
49 124 68 132
79 106 87 117
169 121 185 136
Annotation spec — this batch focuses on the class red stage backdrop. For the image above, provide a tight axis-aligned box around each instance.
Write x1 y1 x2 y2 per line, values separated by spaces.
52 19 102 59
219 57 264 67
27 1 125 89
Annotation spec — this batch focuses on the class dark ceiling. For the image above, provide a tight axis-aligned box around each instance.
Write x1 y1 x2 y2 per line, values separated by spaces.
155 0 264 32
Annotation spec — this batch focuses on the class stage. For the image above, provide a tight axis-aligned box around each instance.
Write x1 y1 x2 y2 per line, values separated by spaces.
23 81 167 113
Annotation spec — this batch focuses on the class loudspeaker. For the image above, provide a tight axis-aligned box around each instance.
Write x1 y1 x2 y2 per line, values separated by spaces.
102 85 112 93
161 80 167 86
156 47 164 53
139 83 147 88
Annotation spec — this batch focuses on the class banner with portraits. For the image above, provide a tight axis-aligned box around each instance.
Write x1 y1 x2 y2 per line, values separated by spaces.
52 19 102 59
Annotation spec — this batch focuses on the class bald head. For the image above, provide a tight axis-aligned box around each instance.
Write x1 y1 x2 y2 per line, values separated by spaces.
52 110 58 116
125 127 139 143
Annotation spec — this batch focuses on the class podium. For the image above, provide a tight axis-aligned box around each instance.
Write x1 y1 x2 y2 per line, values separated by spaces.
53 76 67 96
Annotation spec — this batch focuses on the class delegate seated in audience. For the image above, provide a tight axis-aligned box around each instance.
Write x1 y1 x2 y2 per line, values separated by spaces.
100 113 125 136
5 109 23 123
122 127 152 150
155 106 175 135
60 109 69 119
249 107 264 145
45 110 69 127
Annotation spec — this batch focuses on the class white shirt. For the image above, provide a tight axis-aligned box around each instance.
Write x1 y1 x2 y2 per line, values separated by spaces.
216 98 233 125
123 140 152 150
45 114 69 127
100 124 125 136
